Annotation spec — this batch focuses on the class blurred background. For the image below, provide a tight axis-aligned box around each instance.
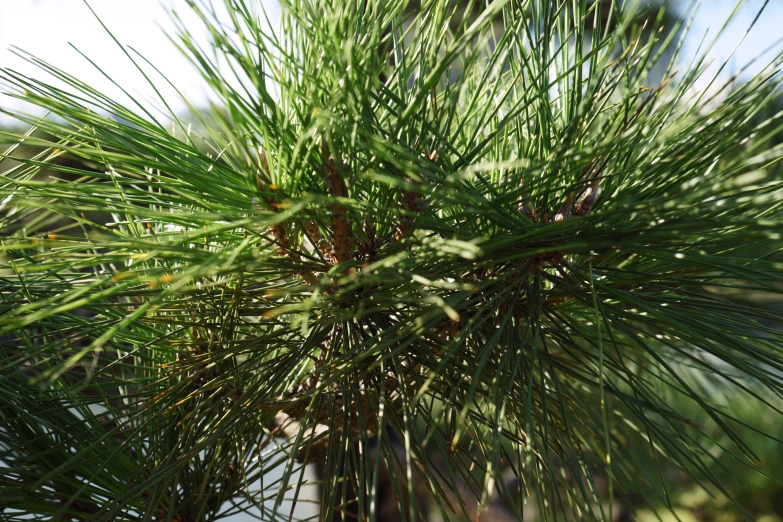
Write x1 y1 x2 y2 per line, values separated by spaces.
2 0 782 123
2 1 783 521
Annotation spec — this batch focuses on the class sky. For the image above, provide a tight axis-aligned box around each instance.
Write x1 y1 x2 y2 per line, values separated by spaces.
0 0 282 123
1 0 782 124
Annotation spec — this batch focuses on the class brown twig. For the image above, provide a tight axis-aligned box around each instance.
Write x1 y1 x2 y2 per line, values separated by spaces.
256 149 291 255
393 152 433 243
305 219 336 264
323 143 352 266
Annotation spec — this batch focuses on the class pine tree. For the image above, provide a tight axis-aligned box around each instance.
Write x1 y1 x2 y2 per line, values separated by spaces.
2 0 783 520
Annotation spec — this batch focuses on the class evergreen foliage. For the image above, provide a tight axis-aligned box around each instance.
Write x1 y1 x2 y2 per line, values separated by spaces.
1 0 783 520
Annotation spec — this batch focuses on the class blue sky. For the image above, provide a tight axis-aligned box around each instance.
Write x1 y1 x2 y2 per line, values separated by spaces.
679 0 783 82
1 0 781 122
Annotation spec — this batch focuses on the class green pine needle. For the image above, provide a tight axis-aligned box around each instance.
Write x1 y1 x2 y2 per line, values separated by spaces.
2 0 783 520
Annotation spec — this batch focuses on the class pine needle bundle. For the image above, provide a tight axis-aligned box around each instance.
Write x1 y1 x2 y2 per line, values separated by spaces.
2 0 783 520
